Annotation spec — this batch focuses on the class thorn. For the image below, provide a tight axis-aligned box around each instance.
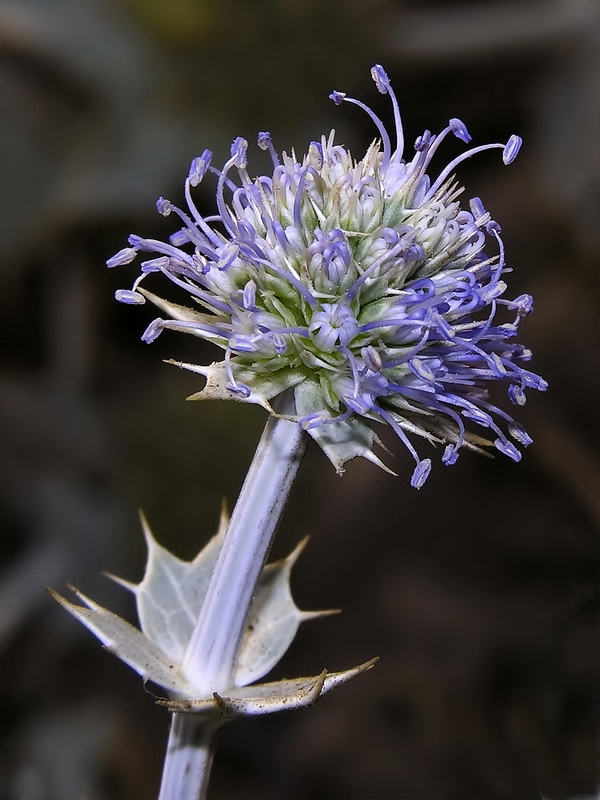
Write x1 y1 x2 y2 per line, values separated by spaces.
306 670 328 705
164 358 210 377
363 448 397 475
48 587 80 615
139 510 157 551
284 535 310 570
103 571 137 593
301 608 341 621
217 498 230 537
47 586 67 605
68 586 99 610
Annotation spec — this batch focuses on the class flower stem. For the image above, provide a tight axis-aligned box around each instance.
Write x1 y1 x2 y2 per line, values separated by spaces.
158 716 219 800
158 394 306 799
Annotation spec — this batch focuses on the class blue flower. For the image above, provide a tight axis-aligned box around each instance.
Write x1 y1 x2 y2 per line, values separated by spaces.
109 64 546 487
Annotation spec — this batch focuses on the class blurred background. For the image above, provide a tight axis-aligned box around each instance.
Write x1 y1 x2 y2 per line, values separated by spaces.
0 0 598 798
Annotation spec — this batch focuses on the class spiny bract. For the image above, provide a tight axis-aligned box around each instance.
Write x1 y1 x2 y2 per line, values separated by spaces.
109 64 546 487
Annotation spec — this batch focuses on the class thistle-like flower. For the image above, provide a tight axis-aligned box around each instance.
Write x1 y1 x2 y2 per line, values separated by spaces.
109 64 546 487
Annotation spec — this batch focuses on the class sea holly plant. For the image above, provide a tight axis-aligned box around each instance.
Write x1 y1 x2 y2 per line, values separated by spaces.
55 65 546 799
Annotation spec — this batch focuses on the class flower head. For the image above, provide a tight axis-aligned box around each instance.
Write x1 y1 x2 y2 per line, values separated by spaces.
109 65 546 486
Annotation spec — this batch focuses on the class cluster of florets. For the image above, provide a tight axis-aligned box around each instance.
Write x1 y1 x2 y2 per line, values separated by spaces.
108 64 546 487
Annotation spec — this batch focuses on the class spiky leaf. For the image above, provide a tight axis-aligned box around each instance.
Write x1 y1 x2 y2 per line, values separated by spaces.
160 658 378 717
50 587 196 695
233 537 337 687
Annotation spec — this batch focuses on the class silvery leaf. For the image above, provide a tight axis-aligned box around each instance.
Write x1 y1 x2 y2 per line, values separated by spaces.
54 513 352 700
49 587 196 695
233 537 338 687
107 508 226 663
160 658 378 717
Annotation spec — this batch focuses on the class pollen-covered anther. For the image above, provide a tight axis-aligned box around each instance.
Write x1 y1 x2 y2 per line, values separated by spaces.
188 150 212 187
231 137 248 169
329 90 346 105
142 319 164 344
106 247 138 268
370 64 391 94
156 197 172 216
115 289 146 305
449 118 472 143
503 135 522 165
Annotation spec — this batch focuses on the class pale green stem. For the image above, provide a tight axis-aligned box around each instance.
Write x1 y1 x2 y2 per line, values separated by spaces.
158 394 306 800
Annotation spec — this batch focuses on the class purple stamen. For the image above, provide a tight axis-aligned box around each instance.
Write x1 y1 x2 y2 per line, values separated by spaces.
424 142 510 202
188 150 212 186
334 93 392 168
508 384 526 406
156 197 172 216
309 141 324 169
415 130 432 152
494 437 521 461
411 458 432 489
141 318 164 343
257 131 280 168
503 135 522 165
230 137 248 170
449 118 472 144
181 179 223 248
508 422 533 446
106 247 137 268
442 444 459 465
115 289 145 305
370 63 404 160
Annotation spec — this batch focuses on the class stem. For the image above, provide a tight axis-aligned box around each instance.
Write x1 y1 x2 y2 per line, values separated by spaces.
158 716 219 800
158 393 306 799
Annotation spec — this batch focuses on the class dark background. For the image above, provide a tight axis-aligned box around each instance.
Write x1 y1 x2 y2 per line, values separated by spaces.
0 1 598 798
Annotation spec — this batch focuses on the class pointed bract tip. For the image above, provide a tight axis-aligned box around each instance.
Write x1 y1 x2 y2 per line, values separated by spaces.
357 656 379 671
103 571 138 593
48 587 81 615
47 586 64 604
217 498 230 537
67 585 99 610
321 657 379 695
363 449 397 476
285 535 311 569
301 608 341 621
163 358 211 378
138 510 157 551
